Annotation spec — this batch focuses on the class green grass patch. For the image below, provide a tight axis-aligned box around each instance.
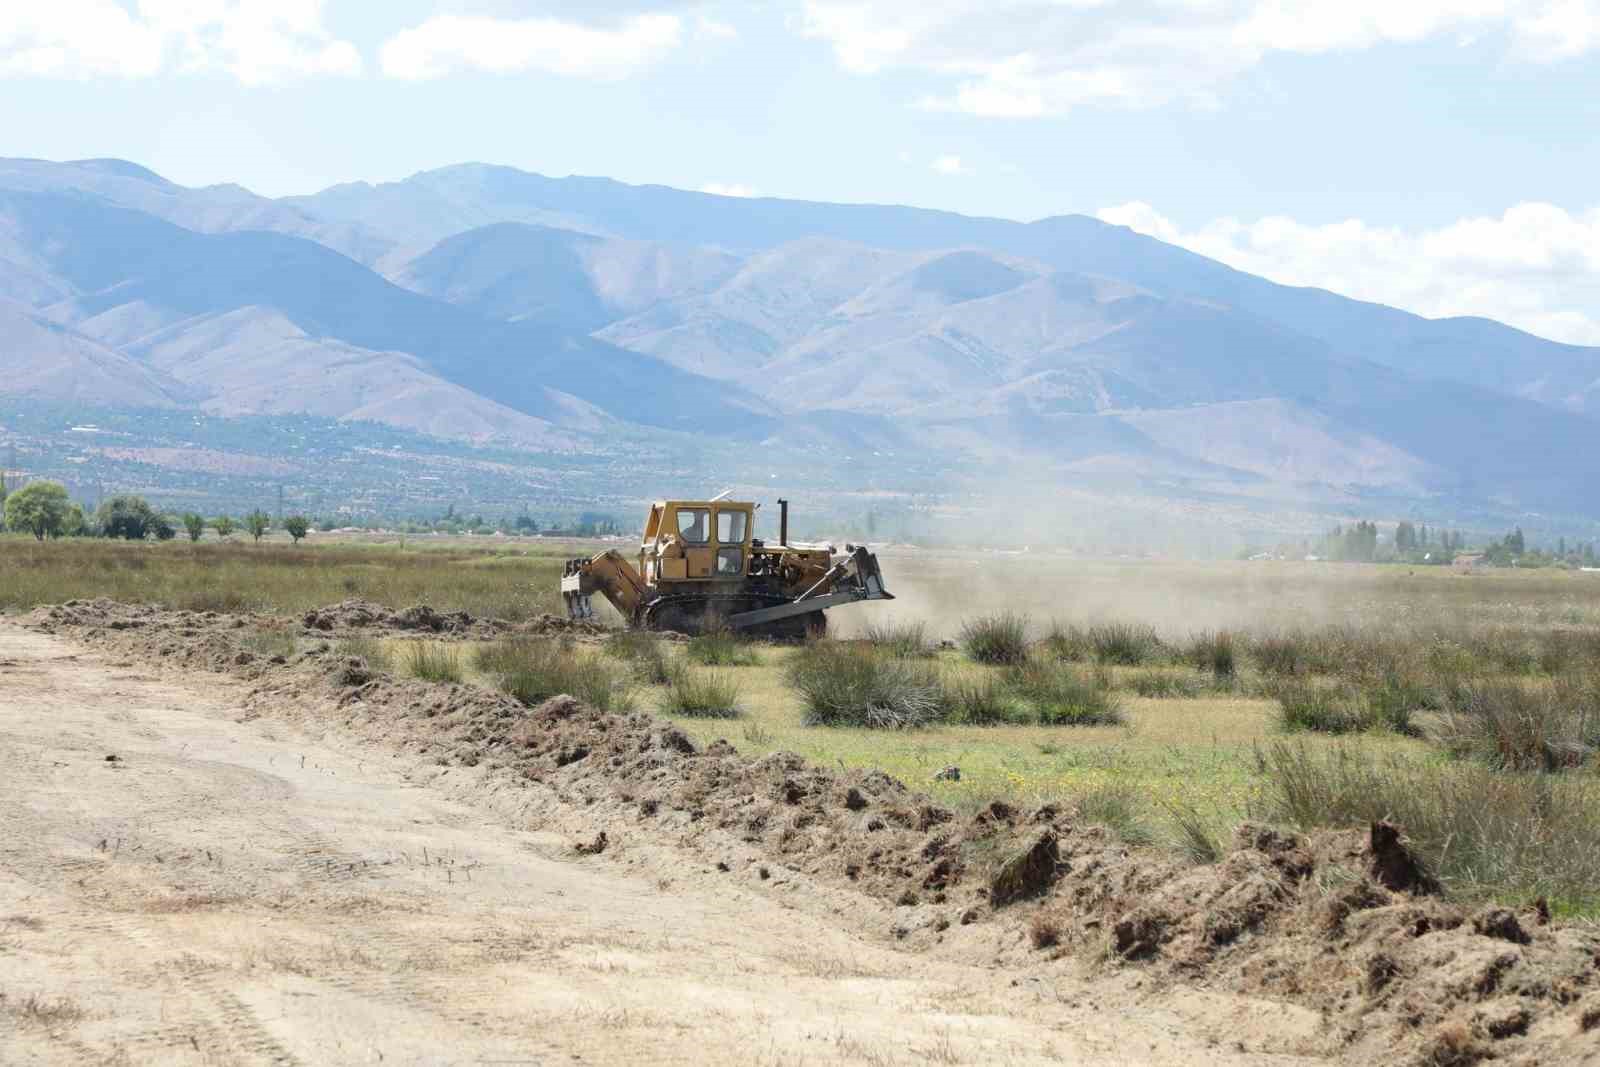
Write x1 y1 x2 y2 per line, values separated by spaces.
685 631 761 667
785 642 945 728
660 665 744 719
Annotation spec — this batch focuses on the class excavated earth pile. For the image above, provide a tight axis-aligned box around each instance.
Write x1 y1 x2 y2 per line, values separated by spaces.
23 599 1600 1066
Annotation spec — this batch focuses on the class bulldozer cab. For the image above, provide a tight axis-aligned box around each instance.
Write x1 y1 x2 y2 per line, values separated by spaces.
641 500 753 584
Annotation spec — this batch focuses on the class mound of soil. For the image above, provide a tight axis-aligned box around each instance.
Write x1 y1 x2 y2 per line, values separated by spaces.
28 597 604 648
29 600 1600 1066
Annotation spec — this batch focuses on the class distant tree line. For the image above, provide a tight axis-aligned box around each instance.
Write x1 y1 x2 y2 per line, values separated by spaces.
0 483 316 545
1290 519 1598 568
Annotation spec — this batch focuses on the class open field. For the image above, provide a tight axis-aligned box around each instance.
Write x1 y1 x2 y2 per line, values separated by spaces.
10 538 1600 908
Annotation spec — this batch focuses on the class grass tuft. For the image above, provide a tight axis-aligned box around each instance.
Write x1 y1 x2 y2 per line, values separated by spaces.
959 612 1030 665
1433 676 1600 771
1086 622 1164 666
660 665 744 719
606 629 673 685
334 636 393 673
1073 782 1156 845
945 674 1028 725
786 642 945 728
1006 660 1124 726
1127 669 1207 699
685 630 761 667
1257 741 1600 913
1186 630 1237 680
402 641 463 683
475 637 633 711
860 619 935 658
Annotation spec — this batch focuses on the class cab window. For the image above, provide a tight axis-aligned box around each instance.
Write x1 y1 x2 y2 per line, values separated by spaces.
676 508 710 544
716 510 748 544
716 548 743 576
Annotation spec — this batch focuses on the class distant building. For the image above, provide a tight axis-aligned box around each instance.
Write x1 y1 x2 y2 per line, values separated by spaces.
1454 553 1486 573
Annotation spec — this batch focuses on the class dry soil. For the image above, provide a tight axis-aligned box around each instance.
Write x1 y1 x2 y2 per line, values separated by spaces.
1 622 1320 1067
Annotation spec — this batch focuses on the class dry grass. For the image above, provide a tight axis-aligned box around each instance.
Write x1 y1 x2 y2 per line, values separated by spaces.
474 637 635 712
0 538 572 620
2 991 88 1028
1257 741 1600 914
402 641 464 684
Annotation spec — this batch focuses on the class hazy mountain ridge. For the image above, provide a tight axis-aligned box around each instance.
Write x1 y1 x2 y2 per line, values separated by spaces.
4 156 1600 521
293 162 1600 419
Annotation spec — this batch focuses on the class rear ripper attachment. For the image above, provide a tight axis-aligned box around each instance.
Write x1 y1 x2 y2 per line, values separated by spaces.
560 497 893 638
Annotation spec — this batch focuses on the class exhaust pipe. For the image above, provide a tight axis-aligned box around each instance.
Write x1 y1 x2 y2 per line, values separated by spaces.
778 498 789 546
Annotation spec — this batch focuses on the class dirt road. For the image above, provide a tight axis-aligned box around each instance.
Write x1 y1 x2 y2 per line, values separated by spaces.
0 624 1321 1066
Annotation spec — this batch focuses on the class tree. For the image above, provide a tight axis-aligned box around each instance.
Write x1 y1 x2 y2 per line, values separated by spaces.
61 503 87 538
213 515 235 539
1507 527 1526 556
182 513 205 542
245 510 271 543
283 515 309 544
4 481 70 540
97 495 159 540
1395 521 1416 554
153 514 176 541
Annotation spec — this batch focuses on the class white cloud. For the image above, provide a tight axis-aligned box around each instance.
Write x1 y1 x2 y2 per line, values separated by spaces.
800 1 1600 116
931 154 972 176
695 15 738 40
700 182 755 197
1097 200 1600 345
0 0 360 84
381 13 682 80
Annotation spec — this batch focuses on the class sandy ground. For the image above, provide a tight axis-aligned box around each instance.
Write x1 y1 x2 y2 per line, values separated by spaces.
0 624 1323 1066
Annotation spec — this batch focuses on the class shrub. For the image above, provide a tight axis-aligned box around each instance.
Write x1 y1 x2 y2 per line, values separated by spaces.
1006 661 1124 726
97 495 159 540
861 619 934 658
786 642 945 728
1128 670 1206 699
475 637 633 711
1185 630 1237 680
1433 676 1600 771
181 513 206 542
686 630 760 667
660 665 743 719
1256 741 1600 911
946 674 1027 725
606 629 672 685
1087 622 1164 666
403 641 463 683
959 612 1030 665
284 515 310 544
213 515 236 539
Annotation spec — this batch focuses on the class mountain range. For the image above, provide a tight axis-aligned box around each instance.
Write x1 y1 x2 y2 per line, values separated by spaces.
3 155 1599 526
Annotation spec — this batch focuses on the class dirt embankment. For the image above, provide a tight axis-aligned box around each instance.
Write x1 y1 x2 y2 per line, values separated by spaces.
25 598 1600 1066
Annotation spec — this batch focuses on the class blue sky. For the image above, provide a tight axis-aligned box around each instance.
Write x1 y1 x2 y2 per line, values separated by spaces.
4 1 1599 344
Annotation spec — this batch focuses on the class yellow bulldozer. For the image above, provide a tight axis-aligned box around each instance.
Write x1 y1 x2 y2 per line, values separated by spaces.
560 497 893 638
